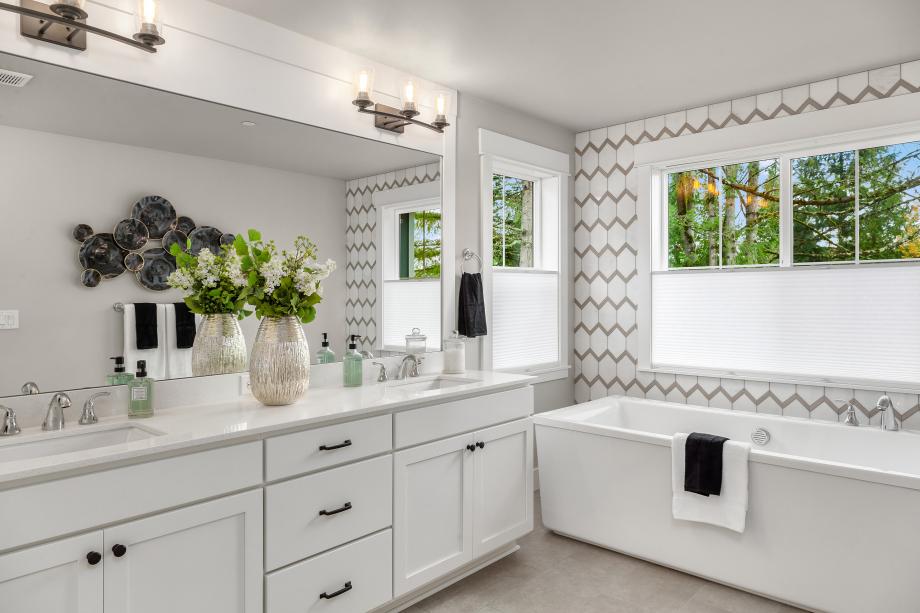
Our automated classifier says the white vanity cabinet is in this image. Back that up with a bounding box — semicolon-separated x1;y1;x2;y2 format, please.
0;490;262;613
393;418;534;597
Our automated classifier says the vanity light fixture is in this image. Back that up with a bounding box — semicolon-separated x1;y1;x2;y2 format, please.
0;0;166;53
351;68;450;134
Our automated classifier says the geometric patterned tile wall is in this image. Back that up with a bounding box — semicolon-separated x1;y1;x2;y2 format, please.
344;162;440;353
573;60;920;429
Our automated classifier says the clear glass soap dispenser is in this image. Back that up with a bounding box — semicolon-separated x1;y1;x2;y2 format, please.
343;334;364;387
316;332;336;364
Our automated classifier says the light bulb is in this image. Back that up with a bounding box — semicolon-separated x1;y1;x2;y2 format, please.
436;94;446;115
432;92;450;130
401;80;419;117
134;0;165;46
352;68;375;109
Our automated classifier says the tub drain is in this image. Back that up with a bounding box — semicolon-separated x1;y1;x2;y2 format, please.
751;427;771;446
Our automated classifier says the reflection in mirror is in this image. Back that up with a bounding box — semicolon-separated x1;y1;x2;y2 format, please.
0;52;442;399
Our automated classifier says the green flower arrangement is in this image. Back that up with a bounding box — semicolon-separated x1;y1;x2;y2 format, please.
234;229;336;324
167;242;250;317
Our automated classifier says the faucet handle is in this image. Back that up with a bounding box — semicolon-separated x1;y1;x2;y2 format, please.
80;392;110;425
842;402;860;427
0;406;20;436
371;362;388;383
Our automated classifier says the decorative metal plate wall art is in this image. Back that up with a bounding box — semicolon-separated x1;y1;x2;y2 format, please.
73;194;232;292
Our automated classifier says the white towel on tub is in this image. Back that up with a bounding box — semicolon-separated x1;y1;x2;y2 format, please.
672;432;750;533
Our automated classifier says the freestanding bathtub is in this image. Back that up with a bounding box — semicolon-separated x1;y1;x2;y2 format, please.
534;395;920;613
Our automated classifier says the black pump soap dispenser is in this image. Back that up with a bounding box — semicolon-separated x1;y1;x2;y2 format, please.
316;332;336;364
343;334;363;386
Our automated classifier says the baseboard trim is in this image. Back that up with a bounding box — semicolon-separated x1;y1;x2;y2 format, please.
374;544;520;612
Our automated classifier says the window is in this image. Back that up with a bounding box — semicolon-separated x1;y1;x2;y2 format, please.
398;209;441;279
667;159;779;268
640;112;920;389
479;129;569;378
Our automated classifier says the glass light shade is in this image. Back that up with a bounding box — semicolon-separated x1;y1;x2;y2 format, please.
401;80;419;117
352;68;375;109
50;0;87;19
134;0;165;46
433;91;450;129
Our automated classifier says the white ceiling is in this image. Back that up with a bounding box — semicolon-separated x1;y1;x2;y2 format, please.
0;53;438;180
209;0;920;132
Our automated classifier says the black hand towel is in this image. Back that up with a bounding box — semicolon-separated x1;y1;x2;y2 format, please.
174;303;197;349
458;272;487;338
134;303;159;350
684;432;729;497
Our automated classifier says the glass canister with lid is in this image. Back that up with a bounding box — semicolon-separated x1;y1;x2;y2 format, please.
405;328;427;355
443;331;466;374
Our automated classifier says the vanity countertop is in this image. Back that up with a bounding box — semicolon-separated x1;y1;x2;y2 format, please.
0;371;533;488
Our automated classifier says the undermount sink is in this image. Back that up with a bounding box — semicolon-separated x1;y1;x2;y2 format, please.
387;376;477;393
0;423;163;463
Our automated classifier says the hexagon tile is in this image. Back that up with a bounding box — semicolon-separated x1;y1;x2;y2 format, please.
572;59;920;429
345;163;440;352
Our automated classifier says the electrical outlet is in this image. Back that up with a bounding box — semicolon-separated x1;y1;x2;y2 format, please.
239;373;251;396
0;310;19;330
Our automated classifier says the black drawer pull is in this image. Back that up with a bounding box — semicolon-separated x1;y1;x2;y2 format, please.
319;581;352;599
476;441;485;449
86;551;102;566
319;439;352;451
319;502;352;516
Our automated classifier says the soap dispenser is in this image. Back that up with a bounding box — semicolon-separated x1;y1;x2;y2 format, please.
128;360;154;418
343;334;363;387
316;333;336;364
106;356;136;385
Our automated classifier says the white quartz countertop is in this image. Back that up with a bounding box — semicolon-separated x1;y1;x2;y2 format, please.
0;371;533;488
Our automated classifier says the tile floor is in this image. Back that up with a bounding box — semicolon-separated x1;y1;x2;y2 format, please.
404;494;806;613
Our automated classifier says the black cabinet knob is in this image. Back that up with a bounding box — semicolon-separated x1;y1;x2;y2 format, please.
476;441;485;449
466;444;476;452
86;551;102;566
112;544;127;558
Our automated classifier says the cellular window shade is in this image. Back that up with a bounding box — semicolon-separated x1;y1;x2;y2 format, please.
493;270;559;370
382;279;441;350
651;266;920;386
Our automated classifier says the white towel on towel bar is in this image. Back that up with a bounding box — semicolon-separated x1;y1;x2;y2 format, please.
122;303;167;381
672;432;750;533
164;304;198;379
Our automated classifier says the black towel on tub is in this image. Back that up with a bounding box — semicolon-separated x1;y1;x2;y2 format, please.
174;303;197;349
684;432;729;497
134;303;158;350
458;272;487;338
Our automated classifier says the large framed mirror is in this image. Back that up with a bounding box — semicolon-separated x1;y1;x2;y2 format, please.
0;52;443;399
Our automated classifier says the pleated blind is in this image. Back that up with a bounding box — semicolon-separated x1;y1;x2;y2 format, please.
382;279;441;350
651;265;920;385
492;270;560;370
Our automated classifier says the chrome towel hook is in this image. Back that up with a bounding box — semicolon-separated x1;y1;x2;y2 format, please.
461;248;482;273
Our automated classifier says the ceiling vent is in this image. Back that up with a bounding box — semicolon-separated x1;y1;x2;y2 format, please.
0;69;33;88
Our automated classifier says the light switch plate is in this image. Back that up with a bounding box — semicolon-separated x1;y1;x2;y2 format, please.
0;310;19;330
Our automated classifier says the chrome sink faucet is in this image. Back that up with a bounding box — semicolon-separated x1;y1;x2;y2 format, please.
42;393;72;431
396;355;423;380
877;395;900;431
0;406;20;436
80;392;110;425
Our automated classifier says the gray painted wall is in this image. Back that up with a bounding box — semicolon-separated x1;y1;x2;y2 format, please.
455;94;577;412
0;125;346;397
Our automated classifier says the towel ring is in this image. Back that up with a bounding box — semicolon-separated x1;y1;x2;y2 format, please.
461;249;482;273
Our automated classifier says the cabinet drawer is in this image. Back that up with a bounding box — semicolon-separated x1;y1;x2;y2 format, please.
266;529;392;613
265;414;392;481
265;455;392;571
395;386;533;448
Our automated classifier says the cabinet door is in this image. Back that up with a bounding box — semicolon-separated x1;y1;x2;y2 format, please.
393;431;475;596
103;490;262;613
473;419;534;557
0;531;103;613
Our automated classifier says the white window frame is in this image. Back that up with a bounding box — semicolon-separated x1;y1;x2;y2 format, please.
373;181;442;354
636;93;920;392
479;129;570;380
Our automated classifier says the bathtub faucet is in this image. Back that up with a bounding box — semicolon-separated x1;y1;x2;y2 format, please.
876;395;899;432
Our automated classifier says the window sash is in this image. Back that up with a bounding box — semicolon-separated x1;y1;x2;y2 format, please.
658;134;920;271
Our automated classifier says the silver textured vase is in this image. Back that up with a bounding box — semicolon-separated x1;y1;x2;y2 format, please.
249;316;311;406
191;314;248;377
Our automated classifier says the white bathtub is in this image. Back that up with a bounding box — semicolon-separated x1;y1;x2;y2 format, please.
534;396;920;613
